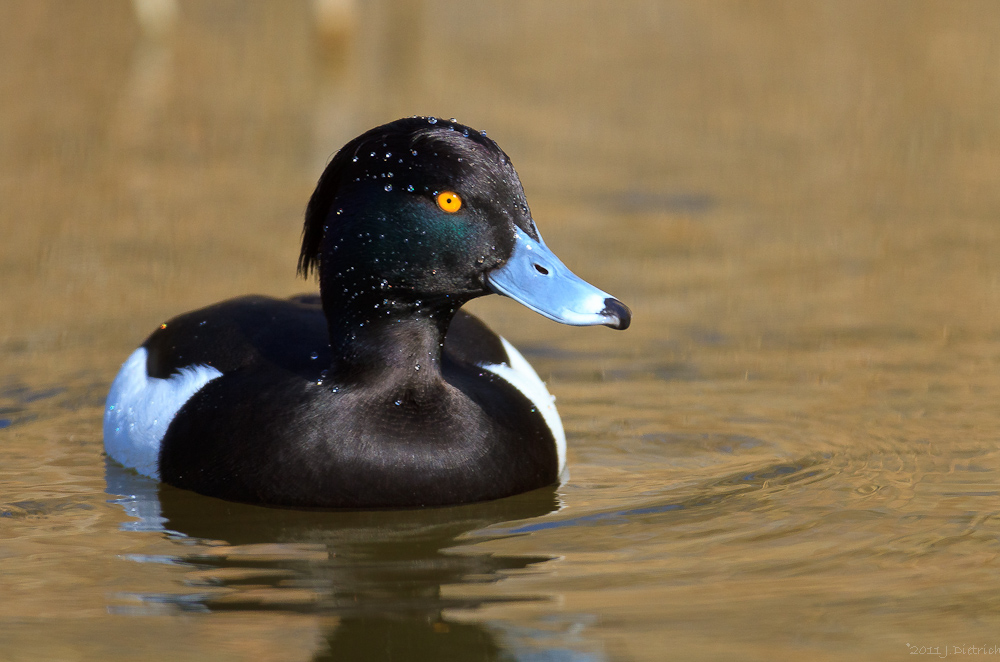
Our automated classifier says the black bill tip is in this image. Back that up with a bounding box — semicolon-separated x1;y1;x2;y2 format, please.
602;298;632;330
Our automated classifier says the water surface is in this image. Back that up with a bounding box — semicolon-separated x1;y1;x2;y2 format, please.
3;2;1000;660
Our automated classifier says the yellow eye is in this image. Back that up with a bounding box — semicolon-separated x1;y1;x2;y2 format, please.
436;191;462;213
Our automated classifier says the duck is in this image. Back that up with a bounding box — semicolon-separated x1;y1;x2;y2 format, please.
104;117;631;508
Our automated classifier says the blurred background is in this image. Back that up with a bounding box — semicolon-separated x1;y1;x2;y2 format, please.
3;1;1000;660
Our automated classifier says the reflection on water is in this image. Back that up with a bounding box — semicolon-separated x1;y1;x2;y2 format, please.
5;1;1000;660
105;462;601;661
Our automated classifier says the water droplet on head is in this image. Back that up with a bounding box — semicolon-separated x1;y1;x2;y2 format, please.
411;149;418;156
449;118;457;122
385;152;391;158
394;399;402;406
385;184;392;192
427;117;437;124
352;156;358;162
370;151;376;157
480;130;487;136
310;351;319;360
406;184;415;192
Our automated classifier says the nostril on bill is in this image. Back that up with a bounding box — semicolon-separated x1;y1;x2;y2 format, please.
533;263;549;275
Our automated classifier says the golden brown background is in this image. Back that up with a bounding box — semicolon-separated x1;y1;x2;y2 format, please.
3;1;1000;660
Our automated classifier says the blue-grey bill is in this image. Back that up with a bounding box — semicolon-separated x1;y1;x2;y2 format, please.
486;226;631;330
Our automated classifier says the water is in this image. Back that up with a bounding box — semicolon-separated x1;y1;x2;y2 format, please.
3;2;1000;660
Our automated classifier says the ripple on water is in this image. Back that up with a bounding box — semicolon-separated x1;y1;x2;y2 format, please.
0;498;96;519
485;454;836;536
638;432;772;458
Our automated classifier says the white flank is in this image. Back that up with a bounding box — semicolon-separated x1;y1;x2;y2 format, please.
480;337;567;473
103;347;222;480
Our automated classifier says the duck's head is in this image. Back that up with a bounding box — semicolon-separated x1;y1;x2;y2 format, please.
299;117;631;332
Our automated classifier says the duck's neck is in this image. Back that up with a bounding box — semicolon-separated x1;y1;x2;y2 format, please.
322;293;465;388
